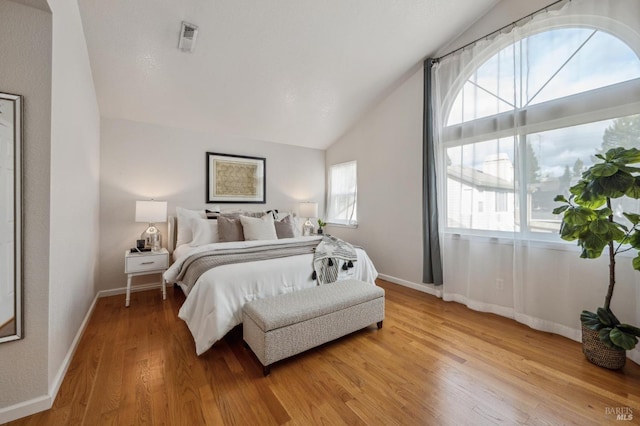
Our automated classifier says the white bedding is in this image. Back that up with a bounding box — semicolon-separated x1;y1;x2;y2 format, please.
164;236;378;355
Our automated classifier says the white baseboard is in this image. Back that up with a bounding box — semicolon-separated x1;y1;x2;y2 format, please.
377;273;443;297
0;395;52;425
48;293;99;398
0;293;99;424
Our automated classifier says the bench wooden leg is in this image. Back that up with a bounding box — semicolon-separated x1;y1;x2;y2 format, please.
377;321;383;329
263;365;271;376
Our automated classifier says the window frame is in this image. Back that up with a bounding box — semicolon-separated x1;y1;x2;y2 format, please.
440;24;640;241
326;160;358;227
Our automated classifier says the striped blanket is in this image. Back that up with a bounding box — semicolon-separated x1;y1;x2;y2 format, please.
312;235;358;284
175;236;358;291
175;239;319;292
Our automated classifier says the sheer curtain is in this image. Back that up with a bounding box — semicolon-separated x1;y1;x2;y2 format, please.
431;0;640;363
326;161;358;226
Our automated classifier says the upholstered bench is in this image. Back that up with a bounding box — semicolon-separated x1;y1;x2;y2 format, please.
242;279;385;375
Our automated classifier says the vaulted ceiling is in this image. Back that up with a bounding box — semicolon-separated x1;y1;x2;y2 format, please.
78;0;498;149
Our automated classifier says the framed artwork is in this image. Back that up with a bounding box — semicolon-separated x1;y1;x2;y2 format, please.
206;152;266;203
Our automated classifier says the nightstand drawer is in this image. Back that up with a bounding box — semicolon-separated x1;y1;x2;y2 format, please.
125;252;169;273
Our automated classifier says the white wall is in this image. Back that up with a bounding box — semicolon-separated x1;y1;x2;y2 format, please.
326;66;424;285
99;118;325;292
0;0;100;422
48;0;101;395
0;0;52;414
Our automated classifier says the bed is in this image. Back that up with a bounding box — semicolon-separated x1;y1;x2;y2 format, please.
163;208;378;355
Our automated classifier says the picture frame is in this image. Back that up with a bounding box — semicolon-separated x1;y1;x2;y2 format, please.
0;92;23;344
206;152;266;204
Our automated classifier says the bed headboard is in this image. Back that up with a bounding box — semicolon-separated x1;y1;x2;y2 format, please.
168;215;177;254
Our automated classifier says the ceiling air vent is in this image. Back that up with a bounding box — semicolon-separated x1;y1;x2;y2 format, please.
178;21;198;53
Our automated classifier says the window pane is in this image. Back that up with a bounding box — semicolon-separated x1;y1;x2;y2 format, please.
528;114;640;233
446;138;516;231
526;30;640;106
327;161;357;225
446;29;640;126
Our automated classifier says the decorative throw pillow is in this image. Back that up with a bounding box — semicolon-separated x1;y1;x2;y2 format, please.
239;214;278;240
176;207;206;247
205;209;220;220
218;216;245;242
190;218;220;246
276;212;301;237
274;214;296;239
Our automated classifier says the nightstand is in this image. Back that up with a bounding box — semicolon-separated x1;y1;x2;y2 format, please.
124;248;169;307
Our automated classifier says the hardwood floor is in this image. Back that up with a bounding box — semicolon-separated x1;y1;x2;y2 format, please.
8;279;640;425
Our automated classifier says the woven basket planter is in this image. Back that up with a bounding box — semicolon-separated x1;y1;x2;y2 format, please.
581;325;626;370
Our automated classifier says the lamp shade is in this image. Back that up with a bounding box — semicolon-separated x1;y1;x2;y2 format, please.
298;202;318;219
135;200;167;223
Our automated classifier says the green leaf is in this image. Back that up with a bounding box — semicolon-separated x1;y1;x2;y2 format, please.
596;208;613;218
596;173;635;198
597;307;615;326
612;147;640;164
607;223;626;242
580;310;597;321
589;162;619;177
564;207;594;226
559;222;581;241
604;146;626;161
610;328;638;350
580;310;602;330
624;212;640;225
625;177;640;199
553;205;569;215
633;255;640;271
617;165;640;174
618;324;640;337
554;194;568;203
588;219;609;235
599;327;619;349
581;233;607;258
608;309;621;326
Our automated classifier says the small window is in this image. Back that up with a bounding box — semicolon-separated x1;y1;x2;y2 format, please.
326;161;357;226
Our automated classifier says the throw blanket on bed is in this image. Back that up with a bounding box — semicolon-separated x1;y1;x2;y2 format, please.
313;235;357;284
176;239;320;292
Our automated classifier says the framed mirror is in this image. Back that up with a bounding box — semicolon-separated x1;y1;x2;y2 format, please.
0;92;22;343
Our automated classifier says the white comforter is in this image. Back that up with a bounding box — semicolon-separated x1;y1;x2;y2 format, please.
164;237;378;355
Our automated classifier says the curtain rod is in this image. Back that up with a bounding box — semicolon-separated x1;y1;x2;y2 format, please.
434;0;569;62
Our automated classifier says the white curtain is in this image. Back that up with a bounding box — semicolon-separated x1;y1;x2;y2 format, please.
432;0;640;363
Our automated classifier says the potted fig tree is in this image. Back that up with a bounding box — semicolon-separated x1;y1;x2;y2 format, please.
554;147;640;369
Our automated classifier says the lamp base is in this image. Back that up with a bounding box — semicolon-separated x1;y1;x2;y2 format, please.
302;219;314;236
141;224;162;252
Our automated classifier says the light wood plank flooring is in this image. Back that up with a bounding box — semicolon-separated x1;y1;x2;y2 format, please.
8;279;640;425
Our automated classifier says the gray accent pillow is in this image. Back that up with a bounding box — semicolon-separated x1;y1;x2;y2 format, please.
218;216;244;242
275;215;296;239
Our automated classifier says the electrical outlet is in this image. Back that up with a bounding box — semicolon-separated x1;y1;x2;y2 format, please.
496;278;504;290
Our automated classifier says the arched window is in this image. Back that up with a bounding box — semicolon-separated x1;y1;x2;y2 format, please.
440;26;640;236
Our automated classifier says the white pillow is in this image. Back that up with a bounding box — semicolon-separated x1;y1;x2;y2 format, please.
190;217;220;246
176;207;206;247
239;214;278;241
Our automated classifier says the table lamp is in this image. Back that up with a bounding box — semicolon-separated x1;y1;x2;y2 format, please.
298;202;318;236
135;200;167;252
